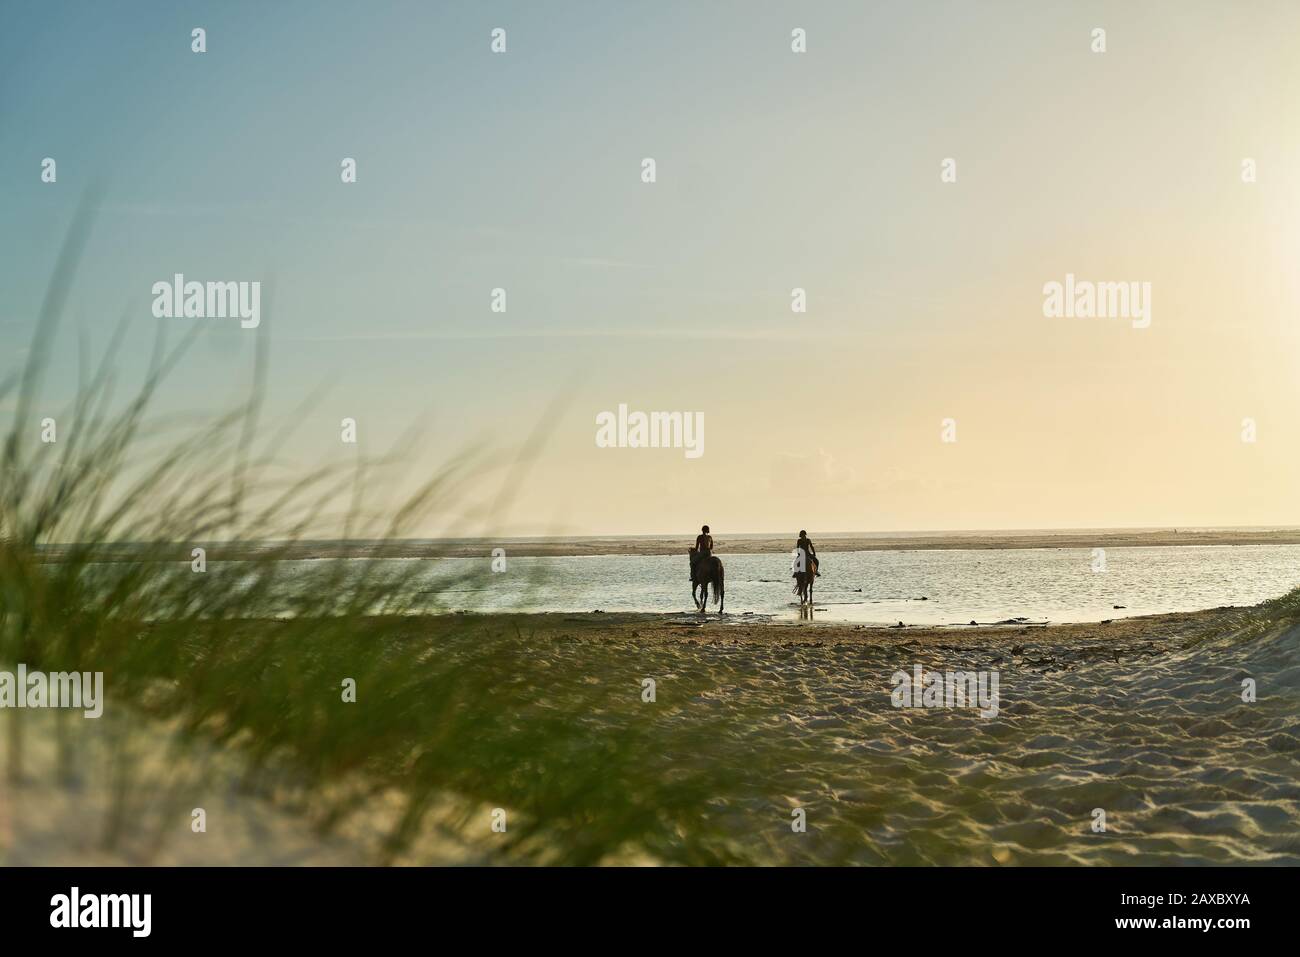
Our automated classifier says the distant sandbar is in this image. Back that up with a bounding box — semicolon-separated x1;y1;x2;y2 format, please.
40;527;1300;562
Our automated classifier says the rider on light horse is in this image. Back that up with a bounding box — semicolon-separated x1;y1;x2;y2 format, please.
794;530;819;577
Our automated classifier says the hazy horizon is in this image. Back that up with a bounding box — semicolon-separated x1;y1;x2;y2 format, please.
40;523;1300;547
270;522;1300;541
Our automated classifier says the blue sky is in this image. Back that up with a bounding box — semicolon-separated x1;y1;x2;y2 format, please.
3;1;1298;535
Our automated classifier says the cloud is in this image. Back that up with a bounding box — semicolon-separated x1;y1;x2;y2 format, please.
279;326;841;344
770;448;860;494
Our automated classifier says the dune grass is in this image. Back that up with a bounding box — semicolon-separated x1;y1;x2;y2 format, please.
0;195;740;865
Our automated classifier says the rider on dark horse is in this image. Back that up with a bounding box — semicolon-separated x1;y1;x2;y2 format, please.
689;525;725;612
691;525;713;580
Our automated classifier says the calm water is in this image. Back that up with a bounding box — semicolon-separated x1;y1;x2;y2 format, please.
285;544;1300;624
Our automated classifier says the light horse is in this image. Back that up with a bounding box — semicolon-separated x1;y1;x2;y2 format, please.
688;547;725;614
794;552;819;607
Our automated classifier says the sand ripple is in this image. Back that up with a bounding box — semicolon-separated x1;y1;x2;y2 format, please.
585;616;1300;864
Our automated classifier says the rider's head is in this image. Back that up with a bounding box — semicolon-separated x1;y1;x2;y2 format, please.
702;525;710;533
799;529;807;537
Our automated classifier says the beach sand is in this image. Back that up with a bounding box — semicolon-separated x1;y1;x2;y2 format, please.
3;602;1296;865
506;604;1299;864
489;604;1243;649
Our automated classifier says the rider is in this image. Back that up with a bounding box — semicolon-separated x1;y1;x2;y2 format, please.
692;525;713;579
795;529;819;576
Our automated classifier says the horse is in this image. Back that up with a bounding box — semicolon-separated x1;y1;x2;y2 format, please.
794;554;818;607
688;547;725;614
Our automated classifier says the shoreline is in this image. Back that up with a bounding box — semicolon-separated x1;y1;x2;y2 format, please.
419;604;1253;650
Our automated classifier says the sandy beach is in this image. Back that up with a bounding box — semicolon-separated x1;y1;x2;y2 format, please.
5;598;1296;866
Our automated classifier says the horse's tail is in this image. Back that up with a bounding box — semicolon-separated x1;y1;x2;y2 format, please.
714;561;725;607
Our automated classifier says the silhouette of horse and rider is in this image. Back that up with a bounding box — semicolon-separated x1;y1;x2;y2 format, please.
688;525;725;613
688;525;821;615
791;529;819;606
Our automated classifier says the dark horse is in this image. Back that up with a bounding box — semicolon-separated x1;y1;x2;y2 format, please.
688;547;725;614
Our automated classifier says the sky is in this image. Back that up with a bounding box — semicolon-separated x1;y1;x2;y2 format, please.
2;0;1298;538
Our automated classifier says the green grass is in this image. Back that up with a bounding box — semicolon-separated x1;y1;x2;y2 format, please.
0;195;739;865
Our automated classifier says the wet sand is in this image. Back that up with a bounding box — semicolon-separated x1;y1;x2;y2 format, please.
493;604;1246;655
